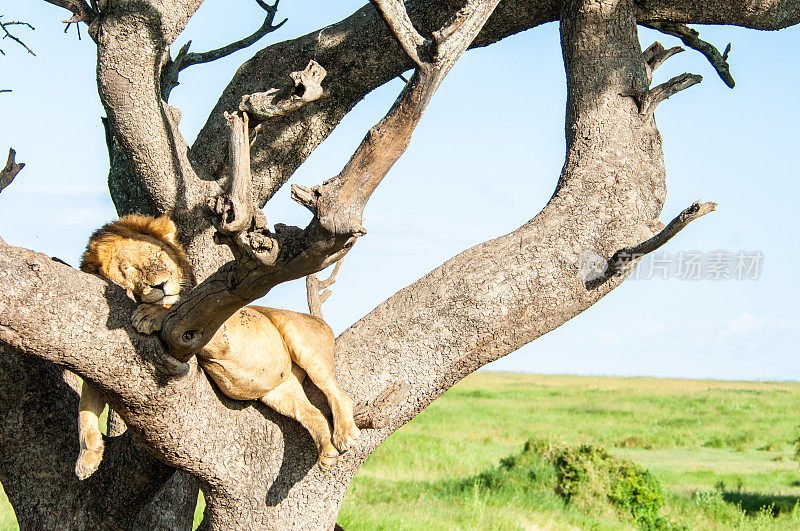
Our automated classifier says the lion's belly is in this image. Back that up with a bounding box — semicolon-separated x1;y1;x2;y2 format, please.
197;307;292;401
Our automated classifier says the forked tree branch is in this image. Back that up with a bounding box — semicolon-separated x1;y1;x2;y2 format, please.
0;17;36;56
643;21;735;88
160;0;286;100
0;148;24;194
638;72;703;117
160;0;502;359
306;257;345;319
603;201;717;279
642;41;684;83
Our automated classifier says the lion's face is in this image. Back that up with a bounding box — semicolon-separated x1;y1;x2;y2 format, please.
81;214;196;306
107;238;188;305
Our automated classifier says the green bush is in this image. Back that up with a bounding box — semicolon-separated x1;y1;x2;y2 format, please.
551;443;669;530
461;438;673;530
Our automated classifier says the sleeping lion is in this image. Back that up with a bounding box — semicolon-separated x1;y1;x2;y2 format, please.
75;214;360;479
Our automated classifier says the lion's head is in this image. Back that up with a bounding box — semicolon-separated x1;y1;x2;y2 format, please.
80;214;196;305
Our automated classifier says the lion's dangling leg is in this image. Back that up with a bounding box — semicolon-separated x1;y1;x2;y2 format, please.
76;382;106;480
260;365;339;470
288;340;361;453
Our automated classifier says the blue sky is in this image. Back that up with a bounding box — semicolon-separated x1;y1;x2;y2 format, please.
1;2;798;380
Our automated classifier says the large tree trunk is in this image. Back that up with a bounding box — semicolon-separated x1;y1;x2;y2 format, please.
0;0;797;528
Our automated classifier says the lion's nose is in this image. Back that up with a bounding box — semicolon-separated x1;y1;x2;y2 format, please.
153;281;167;291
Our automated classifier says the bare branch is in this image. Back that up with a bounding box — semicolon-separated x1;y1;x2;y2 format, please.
239;60;326;121
0;17;36;56
207;111;254;235
605;201;717;278
0;148;24;194
643;21;735;88
306;257;345;319
160;0;286;100
642;41;683;84
370;0;429;68
637;72;703;117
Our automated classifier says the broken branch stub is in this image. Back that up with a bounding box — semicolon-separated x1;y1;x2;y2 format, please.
239;60;326;121
642;41;684;83
208;111;254;235
0;148;24;194
638;72;703;117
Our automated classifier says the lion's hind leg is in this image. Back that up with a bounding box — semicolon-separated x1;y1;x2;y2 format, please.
281;322;361;453
76;381;106;480
260;366;339;470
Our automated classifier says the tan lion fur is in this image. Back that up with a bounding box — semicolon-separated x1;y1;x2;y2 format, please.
75;215;359;479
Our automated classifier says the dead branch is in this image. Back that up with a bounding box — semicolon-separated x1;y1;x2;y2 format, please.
0;148;24;194
306;257;345;319
207;112;254;235
161;0;502;359
0;17;36;56
605;201;717;278
642;41;683;84
643;21;735;88
239;60;326;121
370;0;429;68
160;0;286;101
638;72;703;117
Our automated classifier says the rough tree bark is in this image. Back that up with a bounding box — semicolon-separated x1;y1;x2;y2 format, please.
0;0;797;529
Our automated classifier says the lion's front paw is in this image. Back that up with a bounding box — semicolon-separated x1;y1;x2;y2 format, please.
75;430;104;480
332;420;361;454
132;304;169;335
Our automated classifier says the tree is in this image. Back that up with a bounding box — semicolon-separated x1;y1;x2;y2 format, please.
0;0;797;528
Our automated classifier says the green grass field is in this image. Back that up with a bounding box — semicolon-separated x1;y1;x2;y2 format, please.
2;372;800;529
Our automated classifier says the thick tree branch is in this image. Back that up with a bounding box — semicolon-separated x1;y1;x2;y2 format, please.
160;0;286;100
0;148;24;194
643;21;735;88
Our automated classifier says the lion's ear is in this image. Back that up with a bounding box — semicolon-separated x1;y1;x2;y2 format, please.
151;215;178;244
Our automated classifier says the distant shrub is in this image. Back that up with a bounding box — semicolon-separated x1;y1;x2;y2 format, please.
465;438;673;530
551;443;669;530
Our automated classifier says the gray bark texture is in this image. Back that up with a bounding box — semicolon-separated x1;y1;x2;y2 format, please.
0;0;797;529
